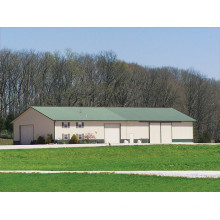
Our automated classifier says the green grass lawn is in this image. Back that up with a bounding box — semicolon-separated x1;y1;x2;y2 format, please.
0;173;219;192
0;145;219;171
0;138;13;145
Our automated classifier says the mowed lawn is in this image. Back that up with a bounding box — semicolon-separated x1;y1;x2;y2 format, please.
0;173;219;192
0;145;219;170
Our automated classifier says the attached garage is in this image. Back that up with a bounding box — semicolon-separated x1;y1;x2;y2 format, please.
12;106;195;145
12;107;54;145
20;125;34;145
150;122;172;144
104;123;120;144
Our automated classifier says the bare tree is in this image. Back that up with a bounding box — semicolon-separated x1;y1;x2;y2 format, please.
0;48;219;141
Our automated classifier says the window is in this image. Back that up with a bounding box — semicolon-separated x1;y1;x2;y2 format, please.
62;122;70;128
76;122;84;128
62;134;70;140
76;134;84;140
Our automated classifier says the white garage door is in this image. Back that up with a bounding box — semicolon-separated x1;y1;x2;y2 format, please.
161;123;172;143
105;123;120;144
20;125;34;145
150;123;160;144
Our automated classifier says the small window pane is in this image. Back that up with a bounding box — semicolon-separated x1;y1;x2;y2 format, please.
77;133;84;140
77;122;84;128
63;134;70;140
63;122;69;128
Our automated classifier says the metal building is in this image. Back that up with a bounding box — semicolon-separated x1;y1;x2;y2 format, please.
12;107;195;145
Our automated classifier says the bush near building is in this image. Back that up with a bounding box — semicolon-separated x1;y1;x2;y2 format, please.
69;134;79;144
45;136;52;144
36;136;45;144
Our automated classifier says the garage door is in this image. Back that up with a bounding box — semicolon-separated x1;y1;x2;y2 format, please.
20;125;34;145
104;123;120;144
161;123;172;143
150;123;160;143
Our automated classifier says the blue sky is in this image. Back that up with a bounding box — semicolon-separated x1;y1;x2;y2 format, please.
0;27;220;80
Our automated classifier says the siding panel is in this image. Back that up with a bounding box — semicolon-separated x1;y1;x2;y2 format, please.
13;108;54;142
172;122;193;140
150;123;161;143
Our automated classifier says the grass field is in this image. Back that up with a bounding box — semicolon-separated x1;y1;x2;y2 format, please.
0;145;219;171
0;138;13;145
0;173;219;192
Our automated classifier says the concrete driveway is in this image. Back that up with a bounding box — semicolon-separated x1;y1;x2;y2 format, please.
0;143;220;150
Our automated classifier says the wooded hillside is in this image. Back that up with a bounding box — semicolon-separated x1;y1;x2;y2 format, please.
0;49;219;141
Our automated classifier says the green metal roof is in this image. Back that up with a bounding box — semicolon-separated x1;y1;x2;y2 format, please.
31;106;196;122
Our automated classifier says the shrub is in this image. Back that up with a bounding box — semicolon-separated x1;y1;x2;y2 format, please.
194;129;211;143
82;141;87;144
0;129;12;138
45;135;52;144
37;136;45;144
69;134;79;144
201;131;211;143
84;133;96;143
84;133;96;140
30;140;37;145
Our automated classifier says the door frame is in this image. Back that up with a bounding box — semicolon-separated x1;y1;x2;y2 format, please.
19;124;34;144
104;123;121;144
149;122;161;144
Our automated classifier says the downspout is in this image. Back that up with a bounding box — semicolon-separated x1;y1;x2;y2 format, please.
160;122;162;143
54;120;56;142
126;121;127;140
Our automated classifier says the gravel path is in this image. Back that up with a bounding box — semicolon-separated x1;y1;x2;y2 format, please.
0;170;220;178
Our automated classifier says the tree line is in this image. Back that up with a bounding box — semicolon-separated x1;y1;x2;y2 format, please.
0;49;219;142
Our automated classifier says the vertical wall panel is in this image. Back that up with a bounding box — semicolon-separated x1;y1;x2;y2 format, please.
150;123;161;143
161;123;172;143
172;122;193;140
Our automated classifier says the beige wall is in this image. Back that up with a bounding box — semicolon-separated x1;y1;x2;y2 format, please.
13;108;54;142
55;121;104;140
172;122;193;140
150;123;161;143
150;122;192;144
161;123;172;143
55;121;149;140
56;121;194;141
124;122;149;140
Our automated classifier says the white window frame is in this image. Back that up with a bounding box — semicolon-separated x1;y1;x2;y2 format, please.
62;122;70;128
76;122;84;128
62;133;70;140
76;133;84;140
